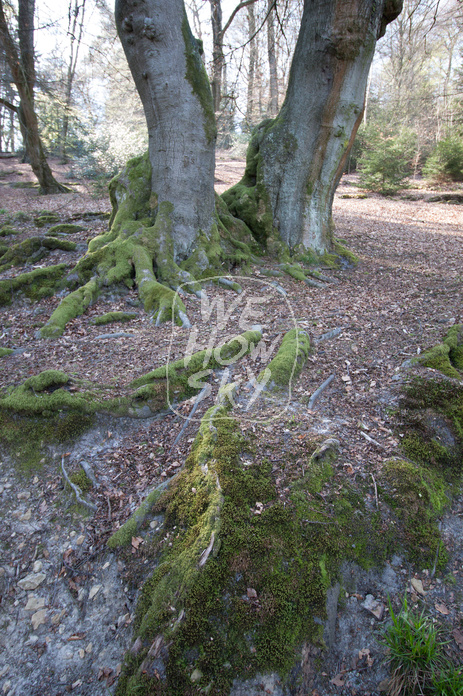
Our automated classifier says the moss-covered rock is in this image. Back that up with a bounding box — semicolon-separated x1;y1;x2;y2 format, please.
0;225;18;237
413;324;463;379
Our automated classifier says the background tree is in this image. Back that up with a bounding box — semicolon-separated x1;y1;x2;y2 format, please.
0;0;68;191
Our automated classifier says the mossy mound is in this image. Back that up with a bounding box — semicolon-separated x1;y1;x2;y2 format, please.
0;264;67;306
381;458;449;569
399;368;463;471
0;225;18;237
34;213;60;228
91;311;137;326
0;236;76;271
46;223;85;236
0;347;14;357
111;404;388;695
413;324;463;379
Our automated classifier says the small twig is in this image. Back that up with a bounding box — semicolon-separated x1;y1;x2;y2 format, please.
360;431;385;450
370;473;379;509
61;456;97;511
307;374;335;409
106;494;112;522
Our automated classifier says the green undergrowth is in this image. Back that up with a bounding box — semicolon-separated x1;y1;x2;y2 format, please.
112;408;391;695
0;264;67;306
0;410;94;473
381;595;463;696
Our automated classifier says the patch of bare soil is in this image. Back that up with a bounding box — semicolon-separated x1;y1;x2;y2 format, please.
0;154;462;695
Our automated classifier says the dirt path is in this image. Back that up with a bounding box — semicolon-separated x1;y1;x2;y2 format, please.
0;156;462;695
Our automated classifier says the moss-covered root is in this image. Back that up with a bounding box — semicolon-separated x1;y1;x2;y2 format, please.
258;328;310;391
40;278;99;338
91;311;137;326
0;369;93;415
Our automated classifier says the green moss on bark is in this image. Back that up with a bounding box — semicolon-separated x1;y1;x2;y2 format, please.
259;328;310;389
0;236;76;271
91;311;137;326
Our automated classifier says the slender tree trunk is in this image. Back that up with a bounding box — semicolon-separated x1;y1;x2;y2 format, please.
246;4;257;129
60;0;86;163
224;0;403;254
209;0;224;114
266;0;278;117
0;0;68;192
115;0;216;258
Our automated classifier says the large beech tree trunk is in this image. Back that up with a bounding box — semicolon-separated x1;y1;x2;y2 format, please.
224;0;403;254
0;0;68;193
115;0;216;258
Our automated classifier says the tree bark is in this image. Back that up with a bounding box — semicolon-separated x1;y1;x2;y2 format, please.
209;0;224;114
246;4;257;128
224;0;403;254
60;0;86;163
115;0;217;258
266;0;278;117
0;0;69;193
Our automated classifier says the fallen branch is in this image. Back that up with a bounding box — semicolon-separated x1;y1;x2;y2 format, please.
360;431;385;450
313;327;343;344
307;374;335;409
61;456;97;511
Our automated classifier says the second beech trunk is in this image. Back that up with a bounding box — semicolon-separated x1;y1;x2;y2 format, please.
224;0;402;255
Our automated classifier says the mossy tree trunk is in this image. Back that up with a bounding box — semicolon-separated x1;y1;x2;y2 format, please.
224;0;403;255
115;0;217;258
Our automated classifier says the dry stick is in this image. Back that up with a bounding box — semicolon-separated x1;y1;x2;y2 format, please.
307;374;335;410
370;473;379;509
360;431;386;450
61;456;97;511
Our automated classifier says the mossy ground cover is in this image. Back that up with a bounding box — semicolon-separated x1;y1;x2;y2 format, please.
111;404;393;696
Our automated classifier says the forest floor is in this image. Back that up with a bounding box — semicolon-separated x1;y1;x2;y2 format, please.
0;153;462;696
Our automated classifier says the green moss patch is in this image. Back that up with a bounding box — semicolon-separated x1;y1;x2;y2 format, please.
0;369;93;416
0;236;76;271
0;347;14;357
112;404;389;695
0;225;18;237
0;411;94;473
414;325;463;378
381;459;448;569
